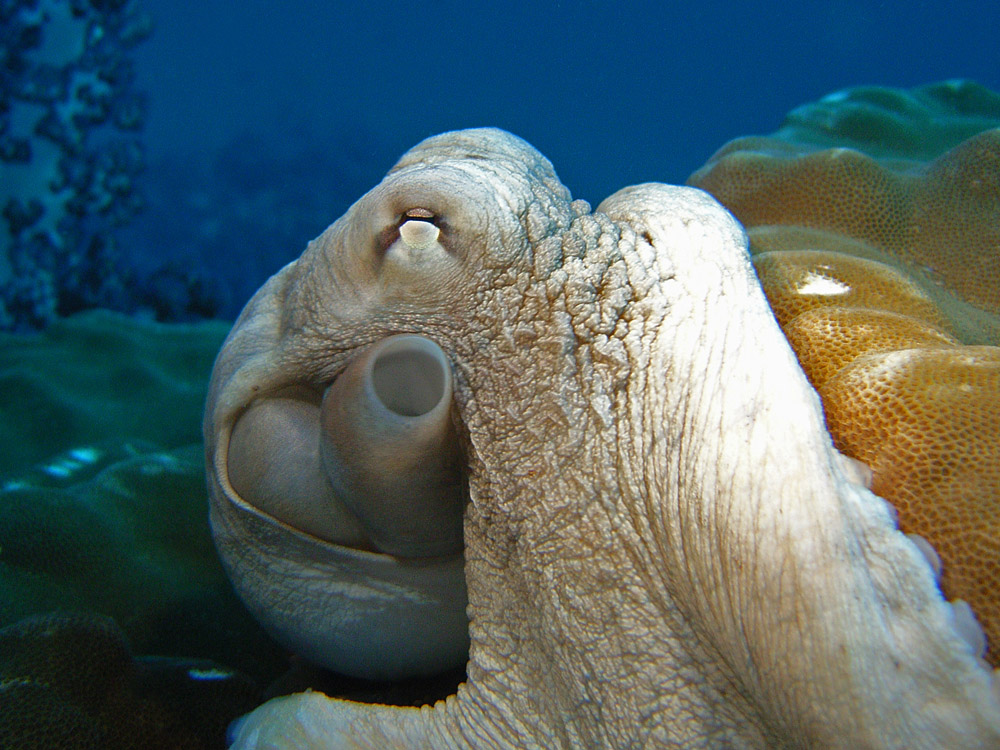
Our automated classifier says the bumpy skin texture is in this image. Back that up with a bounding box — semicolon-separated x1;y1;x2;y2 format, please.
208;128;1000;748
688;81;1000;665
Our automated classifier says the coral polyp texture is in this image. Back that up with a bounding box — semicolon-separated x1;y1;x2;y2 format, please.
0;0;150;331
688;79;1000;665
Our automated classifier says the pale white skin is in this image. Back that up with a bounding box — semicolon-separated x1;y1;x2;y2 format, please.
206;128;1000;748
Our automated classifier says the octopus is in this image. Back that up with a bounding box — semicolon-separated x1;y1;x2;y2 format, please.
205;83;1000;748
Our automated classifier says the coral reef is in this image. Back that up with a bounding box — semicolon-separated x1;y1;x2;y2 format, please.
0;611;259;749
0;0;152;331
688;79;1000;664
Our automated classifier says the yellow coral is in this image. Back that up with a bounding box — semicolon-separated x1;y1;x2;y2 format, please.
689;81;1000;665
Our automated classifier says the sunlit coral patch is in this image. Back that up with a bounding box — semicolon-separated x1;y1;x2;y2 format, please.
688;80;1000;665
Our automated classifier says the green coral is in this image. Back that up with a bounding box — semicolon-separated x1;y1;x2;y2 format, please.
0;310;286;681
0;310;229;475
772;79;1000;160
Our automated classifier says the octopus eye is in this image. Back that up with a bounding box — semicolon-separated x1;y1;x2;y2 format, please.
404;207;436;221
400;208;444;246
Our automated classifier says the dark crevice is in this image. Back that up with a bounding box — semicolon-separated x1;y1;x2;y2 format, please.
264;658;466;707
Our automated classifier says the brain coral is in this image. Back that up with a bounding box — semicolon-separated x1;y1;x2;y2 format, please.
688;79;1000;665
0;612;258;750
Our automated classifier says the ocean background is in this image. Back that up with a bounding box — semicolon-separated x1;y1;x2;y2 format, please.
125;0;1000;318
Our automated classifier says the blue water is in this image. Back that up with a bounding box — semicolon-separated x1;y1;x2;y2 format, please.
137;0;1000;200
118;0;999;316
4;1;997;326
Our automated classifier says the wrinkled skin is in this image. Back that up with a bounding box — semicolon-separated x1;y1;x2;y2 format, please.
206;129;1000;748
